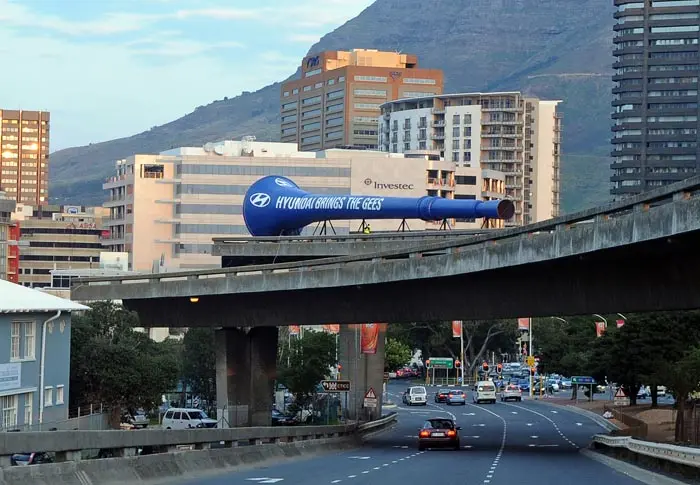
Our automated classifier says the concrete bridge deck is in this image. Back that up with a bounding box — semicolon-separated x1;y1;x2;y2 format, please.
72;176;700;326
214;229;495;266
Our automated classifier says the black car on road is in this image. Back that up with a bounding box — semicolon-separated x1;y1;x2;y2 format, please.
418;418;461;451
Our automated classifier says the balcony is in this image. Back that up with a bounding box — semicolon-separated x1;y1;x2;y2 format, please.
432;120;445;128
431;133;445;140
431;108;445;115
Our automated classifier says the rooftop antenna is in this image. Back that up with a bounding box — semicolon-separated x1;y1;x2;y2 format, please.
241;135;256;156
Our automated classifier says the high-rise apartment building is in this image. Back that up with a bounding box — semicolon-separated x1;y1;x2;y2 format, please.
280;49;443;151
0;191;16;280
0;110;50;205
612;0;700;196
380;92;562;226
103;139;505;271
12;205;108;288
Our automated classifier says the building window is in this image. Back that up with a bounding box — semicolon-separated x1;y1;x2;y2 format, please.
403;78;437;85
452;127;460;137
452;152;459;162
10;322;20;360
23;322;35;360
354;89;387;97
56;385;64;405
24;393;32;425
0;395;17;429
465;139;472;149
44;387;53;407
419;142;427;150
392;144;398;153
464;114;472;124
464;152;472;162
456;175;477;185
453;114;460;124
354;75;388;83
453;140;460;150
283;91;290;97
464;127;472;137
404;143;410;151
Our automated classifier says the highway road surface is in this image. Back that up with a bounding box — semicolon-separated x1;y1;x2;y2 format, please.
182;382;675;485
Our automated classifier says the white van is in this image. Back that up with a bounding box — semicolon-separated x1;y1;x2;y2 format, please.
162;408;217;429
403;386;428;406
472;381;497;404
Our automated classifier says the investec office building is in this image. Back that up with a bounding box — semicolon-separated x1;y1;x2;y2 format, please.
103;140;505;271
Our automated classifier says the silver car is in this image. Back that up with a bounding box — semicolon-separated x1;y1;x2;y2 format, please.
500;384;522;402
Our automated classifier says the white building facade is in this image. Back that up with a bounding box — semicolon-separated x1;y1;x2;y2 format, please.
379;92;562;226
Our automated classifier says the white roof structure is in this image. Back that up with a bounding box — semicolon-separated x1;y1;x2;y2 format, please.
0;279;89;313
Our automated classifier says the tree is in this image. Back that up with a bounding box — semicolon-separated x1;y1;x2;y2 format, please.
277;330;336;408
656;348;700;442
69;301;180;428
181;328;216;412
384;338;412;372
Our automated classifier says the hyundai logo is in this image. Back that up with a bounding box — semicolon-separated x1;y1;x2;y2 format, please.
364;178;373;186
275;178;294;187
249;193;271;208
306;56;320;69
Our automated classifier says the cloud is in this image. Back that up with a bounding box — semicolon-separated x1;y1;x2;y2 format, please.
0;0;378;150
287;33;323;44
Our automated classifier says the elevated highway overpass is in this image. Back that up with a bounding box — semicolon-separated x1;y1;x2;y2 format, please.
73;175;700;326
214;229;496;266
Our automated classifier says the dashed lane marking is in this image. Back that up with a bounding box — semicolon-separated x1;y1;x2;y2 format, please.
466;403;507;485
530;436;539;439
499;402;578;448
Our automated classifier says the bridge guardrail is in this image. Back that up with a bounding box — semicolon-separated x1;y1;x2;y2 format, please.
592;434;700;468
357;412;397;433
212;229;495;245
0;423;355;465
74;175;700;286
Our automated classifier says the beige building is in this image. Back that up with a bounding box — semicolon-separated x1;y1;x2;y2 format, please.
103;139;506;271
281;49;443;151
12;205;108;288
0;110;50;206
380;92;562;226
0;191;16;280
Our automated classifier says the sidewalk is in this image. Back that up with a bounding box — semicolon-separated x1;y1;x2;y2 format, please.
542;396;677;442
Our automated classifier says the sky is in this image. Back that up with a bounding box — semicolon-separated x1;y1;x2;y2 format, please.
0;0;375;151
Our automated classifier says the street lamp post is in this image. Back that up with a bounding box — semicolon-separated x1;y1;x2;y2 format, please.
528;317;533;398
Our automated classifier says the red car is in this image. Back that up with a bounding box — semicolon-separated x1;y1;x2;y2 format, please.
418;418;461;451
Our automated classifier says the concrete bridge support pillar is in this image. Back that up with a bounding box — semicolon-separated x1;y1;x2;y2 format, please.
215;327;278;428
338;324;385;422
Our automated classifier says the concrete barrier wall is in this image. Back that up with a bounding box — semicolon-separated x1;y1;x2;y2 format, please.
0;424;353;457
0;437;360;485
0;413;398;485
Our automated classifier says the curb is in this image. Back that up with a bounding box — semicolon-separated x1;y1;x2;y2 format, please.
527;399;619;431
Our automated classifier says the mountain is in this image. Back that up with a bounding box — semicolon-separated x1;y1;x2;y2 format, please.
49;0;615;212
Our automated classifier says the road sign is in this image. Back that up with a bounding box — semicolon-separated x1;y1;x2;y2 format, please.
428;357;454;369
364;387;378;408
526;356;536;367
321;380;351;392
571;376;596;385
613;387;630;406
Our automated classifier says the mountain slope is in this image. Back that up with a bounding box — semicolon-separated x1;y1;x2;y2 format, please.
49;0;614;211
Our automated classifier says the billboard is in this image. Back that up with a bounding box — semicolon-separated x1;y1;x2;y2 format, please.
517;318;530;331
322;324;340;334
99;252;129;271
0;363;21;392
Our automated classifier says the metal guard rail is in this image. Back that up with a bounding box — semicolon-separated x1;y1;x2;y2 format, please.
592;434;700;468
76;175;700;285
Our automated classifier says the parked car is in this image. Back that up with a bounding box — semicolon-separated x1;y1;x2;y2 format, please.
162;408;217;429
418;418;461;451
271;409;296;426
121;409;149;429
11;452;53;466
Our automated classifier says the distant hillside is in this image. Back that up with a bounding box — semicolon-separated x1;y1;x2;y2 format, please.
49;0;614;212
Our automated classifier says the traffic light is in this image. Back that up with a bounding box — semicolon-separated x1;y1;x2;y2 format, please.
530;368;536;377
425;359;431;368
455;360;461;369
482;361;489;372
337;364;342;371
497;363;503;374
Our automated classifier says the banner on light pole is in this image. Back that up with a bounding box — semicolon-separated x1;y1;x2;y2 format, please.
452;321;462;338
